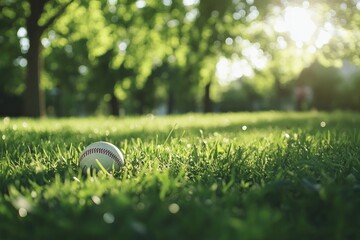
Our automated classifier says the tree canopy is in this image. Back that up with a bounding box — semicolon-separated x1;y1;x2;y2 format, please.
0;0;359;116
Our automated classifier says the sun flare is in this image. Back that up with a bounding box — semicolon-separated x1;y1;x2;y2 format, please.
273;5;335;50
285;7;316;43
216;5;336;85
275;7;316;46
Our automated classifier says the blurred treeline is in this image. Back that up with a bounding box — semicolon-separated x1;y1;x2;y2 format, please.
219;61;360;112
0;0;359;117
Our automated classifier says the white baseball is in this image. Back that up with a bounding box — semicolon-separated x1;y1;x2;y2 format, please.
79;141;124;172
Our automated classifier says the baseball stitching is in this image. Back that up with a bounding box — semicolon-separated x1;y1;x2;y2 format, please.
79;147;122;167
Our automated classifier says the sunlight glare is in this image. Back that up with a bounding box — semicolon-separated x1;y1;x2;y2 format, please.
285;7;315;44
315;29;332;48
216;57;243;85
183;0;199;6
135;0;146;8
273;6;335;50
315;22;334;48
275;7;316;46
216;57;255;85
216;41;269;85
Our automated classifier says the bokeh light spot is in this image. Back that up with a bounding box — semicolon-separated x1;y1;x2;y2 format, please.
18;208;28;217
168;203;180;214
91;195;101;205
103;212;115;224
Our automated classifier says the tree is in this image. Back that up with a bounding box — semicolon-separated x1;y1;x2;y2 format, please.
24;0;75;117
0;3;25;116
2;0;359;116
80;0;170;115
177;0;273;112
228;0;360;111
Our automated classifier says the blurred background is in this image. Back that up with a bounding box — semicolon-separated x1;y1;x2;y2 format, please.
1;0;359;117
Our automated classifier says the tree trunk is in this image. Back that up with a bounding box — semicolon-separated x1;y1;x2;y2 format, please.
203;81;212;113
167;89;174;114
109;93;120;116
25;30;45;117
24;1;46;117
24;0;74;117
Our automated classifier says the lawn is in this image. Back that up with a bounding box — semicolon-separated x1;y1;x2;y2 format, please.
0;111;359;240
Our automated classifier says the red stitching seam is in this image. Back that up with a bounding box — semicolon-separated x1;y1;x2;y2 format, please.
79;147;122;167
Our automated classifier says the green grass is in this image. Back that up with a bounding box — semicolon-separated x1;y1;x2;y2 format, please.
0;111;360;240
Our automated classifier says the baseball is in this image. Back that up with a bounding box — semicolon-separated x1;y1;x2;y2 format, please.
79;141;124;172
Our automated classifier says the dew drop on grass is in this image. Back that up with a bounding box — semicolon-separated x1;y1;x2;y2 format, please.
103;212;115;224
284;133;290;139
73;176;81;183
168;203;180;214
210;183;218;191
91;195;101;205
3;117;10;125
18;208;27;217
31;191;37;198
242;125;247;131
320;121;326;127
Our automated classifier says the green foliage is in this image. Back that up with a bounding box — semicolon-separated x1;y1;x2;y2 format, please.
338;71;360;110
218;80;263;112
0;1;27;90
1;0;360;116
314;0;360;65
0;112;360;239
297;61;360;111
